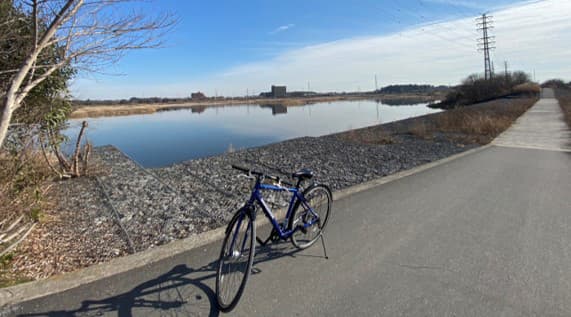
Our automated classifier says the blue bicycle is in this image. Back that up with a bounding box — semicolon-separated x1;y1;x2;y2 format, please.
216;165;333;312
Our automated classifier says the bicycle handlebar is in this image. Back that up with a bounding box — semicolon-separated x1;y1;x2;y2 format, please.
231;164;294;187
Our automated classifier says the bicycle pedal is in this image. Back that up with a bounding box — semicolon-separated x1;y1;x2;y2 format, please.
270;229;281;242
251;267;262;274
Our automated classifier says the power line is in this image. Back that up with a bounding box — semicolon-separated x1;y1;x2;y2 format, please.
390;0;478;43
477;13;496;80
372;2;483;53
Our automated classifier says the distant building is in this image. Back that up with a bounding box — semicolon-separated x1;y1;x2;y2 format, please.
271;85;287;98
191;92;207;100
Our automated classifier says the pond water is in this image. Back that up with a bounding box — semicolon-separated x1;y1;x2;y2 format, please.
64;100;440;167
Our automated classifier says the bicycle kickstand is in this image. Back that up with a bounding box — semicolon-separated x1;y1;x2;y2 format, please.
320;233;329;260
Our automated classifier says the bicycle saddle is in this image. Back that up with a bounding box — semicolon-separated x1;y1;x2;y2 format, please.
292;168;314;180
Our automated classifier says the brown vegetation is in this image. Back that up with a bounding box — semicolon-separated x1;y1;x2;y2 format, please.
409;122;432;140
0;146;53;287
1;123;98;286
438;72;537;109
555;88;571;128
343;127;394;145
339;97;537;146
431;98;536;144
512;83;541;95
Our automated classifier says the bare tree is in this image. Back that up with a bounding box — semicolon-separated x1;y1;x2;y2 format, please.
0;0;175;148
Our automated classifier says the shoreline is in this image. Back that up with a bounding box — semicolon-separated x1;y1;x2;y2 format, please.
69;93;441;119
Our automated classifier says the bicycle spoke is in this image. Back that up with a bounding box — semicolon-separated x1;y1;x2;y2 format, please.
217;212;255;310
291;185;332;249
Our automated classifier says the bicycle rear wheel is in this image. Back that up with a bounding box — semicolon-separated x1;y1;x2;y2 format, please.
216;209;256;312
290;184;332;249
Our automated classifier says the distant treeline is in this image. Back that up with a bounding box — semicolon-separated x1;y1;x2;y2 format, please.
435;71;540;109
541;79;571;89
377;84;450;94
73;85;449;106
73;96;212;106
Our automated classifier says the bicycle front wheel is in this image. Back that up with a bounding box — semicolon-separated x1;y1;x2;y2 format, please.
216;209;256;312
290;184;332;249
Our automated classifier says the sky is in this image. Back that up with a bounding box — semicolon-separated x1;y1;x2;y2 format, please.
71;0;571;99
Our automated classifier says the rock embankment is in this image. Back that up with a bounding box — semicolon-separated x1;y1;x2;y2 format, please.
84;134;474;251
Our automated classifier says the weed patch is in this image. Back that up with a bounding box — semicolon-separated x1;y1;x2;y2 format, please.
555;89;571;128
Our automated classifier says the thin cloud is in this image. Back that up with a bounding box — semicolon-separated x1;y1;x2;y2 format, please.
203;0;571;93
73;0;571;99
270;24;295;34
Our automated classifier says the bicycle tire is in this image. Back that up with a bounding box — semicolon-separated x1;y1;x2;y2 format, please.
216;208;256;312
289;184;332;249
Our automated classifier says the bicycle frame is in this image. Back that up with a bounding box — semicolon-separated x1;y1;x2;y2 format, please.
218;167;331;312
243;178;320;240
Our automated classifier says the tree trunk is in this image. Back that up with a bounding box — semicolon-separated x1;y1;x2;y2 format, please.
0;95;16;150
71;121;88;176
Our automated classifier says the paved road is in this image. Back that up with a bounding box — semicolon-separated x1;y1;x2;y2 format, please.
9;91;571;316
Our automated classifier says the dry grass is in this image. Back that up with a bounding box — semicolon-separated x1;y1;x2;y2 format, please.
555;88;571;128
338;97;537;146
342;127;395;145
513;83;541;95
431;98;537;144
0;151;52;224
0;147;54;287
409;122;433;140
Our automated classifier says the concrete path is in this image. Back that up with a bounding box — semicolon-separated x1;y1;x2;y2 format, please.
3;90;571;316
493;88;571;152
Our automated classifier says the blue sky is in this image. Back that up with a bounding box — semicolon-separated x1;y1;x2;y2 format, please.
72;0;570;99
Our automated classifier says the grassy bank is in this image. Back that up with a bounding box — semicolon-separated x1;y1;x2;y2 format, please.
70;93;439;119
555;88;571;128
0;149;52;287
339;97;537;145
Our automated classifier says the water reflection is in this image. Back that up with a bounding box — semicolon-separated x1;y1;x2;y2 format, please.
64;100;440;167
259;104;288;115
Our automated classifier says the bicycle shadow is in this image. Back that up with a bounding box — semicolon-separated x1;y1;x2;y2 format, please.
19;241;313;317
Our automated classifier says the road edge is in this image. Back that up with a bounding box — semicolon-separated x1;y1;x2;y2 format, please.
0;144;491;308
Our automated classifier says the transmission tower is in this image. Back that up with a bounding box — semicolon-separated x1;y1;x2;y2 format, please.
504;61;509;79
476;13;496;80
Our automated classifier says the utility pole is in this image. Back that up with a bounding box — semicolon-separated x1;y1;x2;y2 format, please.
307;81;311;92
476;13;496;80
375;74;378;92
